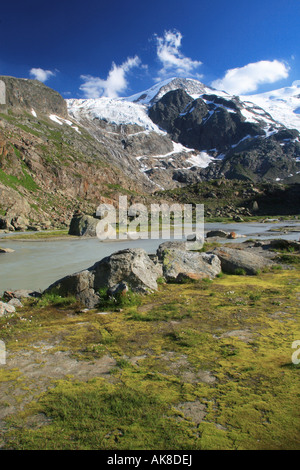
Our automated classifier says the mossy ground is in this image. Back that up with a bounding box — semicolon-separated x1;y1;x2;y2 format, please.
0;263;299;450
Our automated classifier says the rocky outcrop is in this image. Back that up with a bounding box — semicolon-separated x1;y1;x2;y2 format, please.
0;76;68;117
212;246;273;275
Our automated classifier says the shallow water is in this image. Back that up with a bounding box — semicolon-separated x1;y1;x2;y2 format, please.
0;221;299;292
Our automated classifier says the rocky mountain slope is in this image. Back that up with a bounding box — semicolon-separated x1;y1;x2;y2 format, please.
0;76;155;229
68;77;300;188
0;75;299;229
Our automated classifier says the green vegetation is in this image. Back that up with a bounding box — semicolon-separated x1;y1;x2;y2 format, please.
0;167;39;192
98;287;142;310
3;230;70;240
0;262;299;450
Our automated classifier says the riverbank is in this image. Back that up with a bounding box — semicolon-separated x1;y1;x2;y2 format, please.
1;220;300;294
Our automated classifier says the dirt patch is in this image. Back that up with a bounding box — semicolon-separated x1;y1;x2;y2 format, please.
176;400;207;425
160;352;216;384
219;329;254;343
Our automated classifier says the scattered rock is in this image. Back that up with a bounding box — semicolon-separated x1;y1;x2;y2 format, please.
219;329;254;343
3;289;40;301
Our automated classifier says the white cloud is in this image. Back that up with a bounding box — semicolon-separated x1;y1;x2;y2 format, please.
155;30;202;80
211;60;290;95
80;56;141;98
29;68;55;82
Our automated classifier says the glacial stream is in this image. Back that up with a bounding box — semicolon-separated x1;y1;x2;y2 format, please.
0;220;299;292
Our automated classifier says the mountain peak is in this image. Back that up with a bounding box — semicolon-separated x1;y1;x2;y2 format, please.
125;77;212;106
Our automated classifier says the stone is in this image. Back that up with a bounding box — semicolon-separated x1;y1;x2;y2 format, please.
206;230;229;238
45;248;163;308
4;289;40;300
93;248;163;293
157;243;221;281
0;301;16;316
212;246;273;275
8;298;23;308
11;216;29;231
228;231;237;239
46;270;98;309
68;213;99;237
0;247;15;253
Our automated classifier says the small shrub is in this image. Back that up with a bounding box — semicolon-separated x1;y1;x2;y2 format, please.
38;291;77;307
98;287;141;310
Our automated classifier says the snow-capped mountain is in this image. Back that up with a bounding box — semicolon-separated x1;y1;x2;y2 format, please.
67;77;300;188
243;81;300;133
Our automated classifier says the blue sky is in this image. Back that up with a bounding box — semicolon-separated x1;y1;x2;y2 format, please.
0;0;299;99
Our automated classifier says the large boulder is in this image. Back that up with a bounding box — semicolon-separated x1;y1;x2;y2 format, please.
92;248;163;293
45;248;163;308
68;213;99;237
157;242;221;281
212;246;273;275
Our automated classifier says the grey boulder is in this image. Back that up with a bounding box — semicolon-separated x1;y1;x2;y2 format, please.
68;213;99;237
212;246;273;275
45;248;163;308
157;242;221;281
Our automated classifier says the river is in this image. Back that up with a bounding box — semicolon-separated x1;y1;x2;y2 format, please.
0;220;299;292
